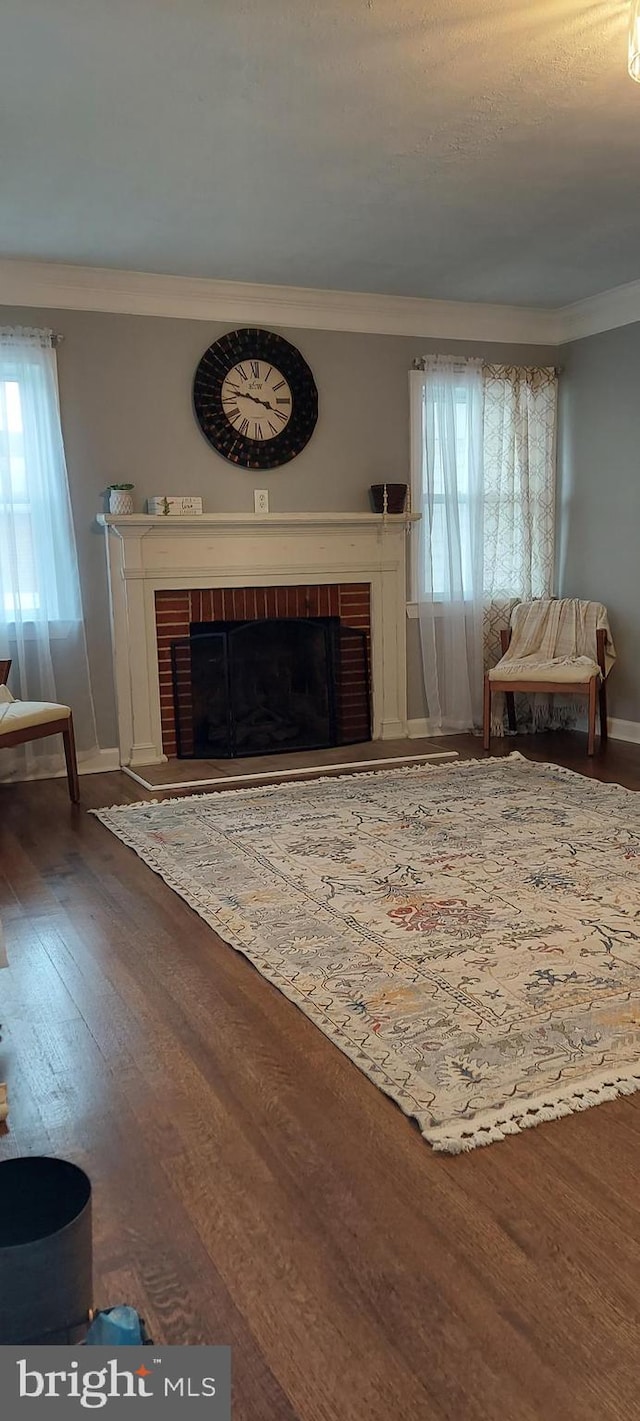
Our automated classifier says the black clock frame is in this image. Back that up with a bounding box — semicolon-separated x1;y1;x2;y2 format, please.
193;327;318;470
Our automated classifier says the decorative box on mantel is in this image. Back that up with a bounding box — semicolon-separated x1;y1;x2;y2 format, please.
97;512;418;768
147;496;203;516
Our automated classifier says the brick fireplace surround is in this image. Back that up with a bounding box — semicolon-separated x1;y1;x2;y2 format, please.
98;513;414;769
156;582;371;757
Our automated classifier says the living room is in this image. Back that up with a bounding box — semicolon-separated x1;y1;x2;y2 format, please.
1;4;639;1418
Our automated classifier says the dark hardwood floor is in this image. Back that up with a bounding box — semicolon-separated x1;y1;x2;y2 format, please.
1;732;640;1420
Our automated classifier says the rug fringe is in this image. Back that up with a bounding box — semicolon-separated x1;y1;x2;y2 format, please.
429;1069;640;1153
89;748;636;816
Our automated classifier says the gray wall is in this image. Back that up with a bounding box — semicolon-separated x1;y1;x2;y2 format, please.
558;322;640;724
0;304;558;745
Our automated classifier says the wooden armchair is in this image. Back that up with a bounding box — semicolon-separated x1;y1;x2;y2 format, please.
483;627;608;757
0;659;80;802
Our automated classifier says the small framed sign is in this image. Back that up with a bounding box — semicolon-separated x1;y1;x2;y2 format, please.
147;496;203;516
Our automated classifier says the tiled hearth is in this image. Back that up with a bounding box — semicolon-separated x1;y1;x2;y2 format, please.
98;513;413;767
155;582;371;756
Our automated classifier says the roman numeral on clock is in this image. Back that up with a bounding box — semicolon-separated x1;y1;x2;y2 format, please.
250;361;260;378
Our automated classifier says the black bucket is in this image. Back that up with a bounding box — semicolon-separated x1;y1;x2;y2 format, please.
0;1156;92;1344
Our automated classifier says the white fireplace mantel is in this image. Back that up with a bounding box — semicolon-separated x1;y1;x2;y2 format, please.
98;511;417;767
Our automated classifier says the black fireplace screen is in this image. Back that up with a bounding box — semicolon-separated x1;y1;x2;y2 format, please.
171;616;371;759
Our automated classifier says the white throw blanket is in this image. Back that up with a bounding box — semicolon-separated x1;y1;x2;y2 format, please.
491;598;616;733
498;598;615;677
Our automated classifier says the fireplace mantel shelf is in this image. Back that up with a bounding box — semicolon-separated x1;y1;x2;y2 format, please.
98;511;418;534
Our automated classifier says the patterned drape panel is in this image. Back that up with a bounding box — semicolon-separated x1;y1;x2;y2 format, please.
482;365;557;673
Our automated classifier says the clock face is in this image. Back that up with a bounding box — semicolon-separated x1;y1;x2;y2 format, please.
220;360;293;442
193;327;318;469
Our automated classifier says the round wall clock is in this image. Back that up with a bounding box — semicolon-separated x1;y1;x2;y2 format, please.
193;327;318;469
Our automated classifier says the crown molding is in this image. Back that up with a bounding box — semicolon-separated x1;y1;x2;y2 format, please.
2;256;640;346
0;258;562;345
557;277;640;344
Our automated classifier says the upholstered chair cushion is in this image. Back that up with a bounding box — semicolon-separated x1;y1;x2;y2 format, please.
0;700;71;736
488;659;600;684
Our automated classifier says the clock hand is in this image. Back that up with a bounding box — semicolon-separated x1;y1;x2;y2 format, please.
225;387;288;412
237;391;281;411
232;390;268;407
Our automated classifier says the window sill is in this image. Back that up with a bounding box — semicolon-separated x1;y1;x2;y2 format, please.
1;619;81;640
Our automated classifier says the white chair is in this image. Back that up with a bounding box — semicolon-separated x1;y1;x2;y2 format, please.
483;602;611;757
0;659;80;802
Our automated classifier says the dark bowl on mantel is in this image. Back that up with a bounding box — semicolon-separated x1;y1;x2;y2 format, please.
370;483;407;515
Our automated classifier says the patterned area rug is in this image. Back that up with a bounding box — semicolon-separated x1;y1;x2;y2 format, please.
93;754;640;1153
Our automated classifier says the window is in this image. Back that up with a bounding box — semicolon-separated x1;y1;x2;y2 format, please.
0;377;40;617
417;380;477;601
411;362;557;609
0;327;98;775
0;335;82;629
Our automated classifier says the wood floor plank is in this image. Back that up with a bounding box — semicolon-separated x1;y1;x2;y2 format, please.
1;734;639;1419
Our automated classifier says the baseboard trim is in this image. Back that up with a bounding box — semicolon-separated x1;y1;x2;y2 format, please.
79;748;121;774
407;718;468;738
409;716;640;745
608;718;640;744
0;747;121;786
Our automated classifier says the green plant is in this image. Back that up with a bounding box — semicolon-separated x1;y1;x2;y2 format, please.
107;482;134;491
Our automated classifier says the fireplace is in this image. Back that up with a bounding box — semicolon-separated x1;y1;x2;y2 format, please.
99;513;413;767
171;615;371;759
171;613;369;761
156;582;373;757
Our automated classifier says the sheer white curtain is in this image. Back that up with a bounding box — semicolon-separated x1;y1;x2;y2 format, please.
0;327;97;780
410;358;485;732
411;358;558;733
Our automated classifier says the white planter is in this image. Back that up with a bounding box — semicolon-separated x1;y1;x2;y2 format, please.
109;490;135;515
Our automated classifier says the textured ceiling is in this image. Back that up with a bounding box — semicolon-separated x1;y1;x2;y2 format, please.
0;0;638;306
